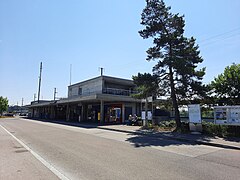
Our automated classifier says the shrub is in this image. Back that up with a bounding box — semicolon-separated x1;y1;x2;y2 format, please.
159;120;176;128
202;122;240;137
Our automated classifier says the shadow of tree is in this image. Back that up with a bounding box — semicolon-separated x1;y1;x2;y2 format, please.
126;129;240;150
23;117;240;150
24;117;122;129
125;132;198;148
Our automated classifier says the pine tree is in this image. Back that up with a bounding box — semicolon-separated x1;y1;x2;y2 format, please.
139;0;205;127
132;73;159;126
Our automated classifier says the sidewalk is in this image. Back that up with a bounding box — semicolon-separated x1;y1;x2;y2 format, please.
97;124;240;150
0;125;59;180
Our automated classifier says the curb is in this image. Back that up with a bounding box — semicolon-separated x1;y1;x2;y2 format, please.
97;127;240;151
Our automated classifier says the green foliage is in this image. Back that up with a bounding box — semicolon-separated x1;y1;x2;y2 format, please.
202;122;240;138
139;0;205;127
142;120;177;131
201;107;214;118
159;120;176;128
211;63;240;105
202;122;228;137
132;73;159;126
0;96;8;115
132;73;159;99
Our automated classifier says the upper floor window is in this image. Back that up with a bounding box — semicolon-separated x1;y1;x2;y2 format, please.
69;88;72;96
78;87;82;95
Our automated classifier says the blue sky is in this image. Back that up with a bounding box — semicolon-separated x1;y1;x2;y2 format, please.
0;0;240;105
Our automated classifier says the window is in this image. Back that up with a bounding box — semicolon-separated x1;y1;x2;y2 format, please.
78;87;82;95
69;88;72;96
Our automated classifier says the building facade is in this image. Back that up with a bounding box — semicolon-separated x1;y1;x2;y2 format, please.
29;76;141;123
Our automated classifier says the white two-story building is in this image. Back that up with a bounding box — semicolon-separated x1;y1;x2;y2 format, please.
29;75;141;124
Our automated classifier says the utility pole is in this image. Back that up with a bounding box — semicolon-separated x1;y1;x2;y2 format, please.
37;62;42;103
54;88;57;100
34;93;36;101
21;98;24;114
70;64;72;86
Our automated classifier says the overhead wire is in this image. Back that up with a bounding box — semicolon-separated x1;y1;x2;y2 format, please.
198;27;240;43
106;27;240;73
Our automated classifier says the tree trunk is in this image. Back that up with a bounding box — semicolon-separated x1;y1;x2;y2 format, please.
169;66;181;128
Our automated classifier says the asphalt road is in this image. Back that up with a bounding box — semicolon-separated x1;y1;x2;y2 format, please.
0;117;239;180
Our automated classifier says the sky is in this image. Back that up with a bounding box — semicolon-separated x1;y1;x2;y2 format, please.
0;0;240;106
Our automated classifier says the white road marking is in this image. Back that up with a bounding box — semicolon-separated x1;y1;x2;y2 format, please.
0;124;70;180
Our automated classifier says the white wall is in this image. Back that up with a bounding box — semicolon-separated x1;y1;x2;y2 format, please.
68;78;103;97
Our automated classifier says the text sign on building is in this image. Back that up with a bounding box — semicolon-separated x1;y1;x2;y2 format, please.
188;104;201;124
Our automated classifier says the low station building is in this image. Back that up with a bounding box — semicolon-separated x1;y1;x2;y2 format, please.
28;75;141;124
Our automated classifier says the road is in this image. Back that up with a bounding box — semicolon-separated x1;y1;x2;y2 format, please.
0;117;239;180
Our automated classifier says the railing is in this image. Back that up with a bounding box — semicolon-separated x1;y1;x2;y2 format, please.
67;88;138;98
102;88;138;96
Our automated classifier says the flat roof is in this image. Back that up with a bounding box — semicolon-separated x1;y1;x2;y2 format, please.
68;75;134;88
29;93;140;107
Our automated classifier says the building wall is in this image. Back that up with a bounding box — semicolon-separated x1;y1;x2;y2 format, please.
68;76;136;98
68;78;103;97
104;82;132;90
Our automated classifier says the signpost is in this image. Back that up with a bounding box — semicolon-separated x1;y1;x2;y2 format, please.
188;104;202;133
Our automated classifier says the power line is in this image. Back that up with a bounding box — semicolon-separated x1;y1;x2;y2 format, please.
200;32;240;48
198;27;240;43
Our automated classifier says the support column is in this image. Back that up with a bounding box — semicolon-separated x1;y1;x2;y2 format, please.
50;106;55;119
132;103;136;115
66;104;70;121
100;100;104;124
122;103;125;124
81;105;84;122
32;108;35;118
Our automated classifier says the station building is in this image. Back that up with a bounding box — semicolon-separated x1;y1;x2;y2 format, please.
28;75;141;124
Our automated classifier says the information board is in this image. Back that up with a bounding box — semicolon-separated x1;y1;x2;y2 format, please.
215;107;227;124
188;104;201;123
214;106;240;125
141;111;152;120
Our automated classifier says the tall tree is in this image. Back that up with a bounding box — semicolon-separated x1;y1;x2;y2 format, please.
139;0;205;127
211;63;240;105
0;96;8;116
132;73;159;126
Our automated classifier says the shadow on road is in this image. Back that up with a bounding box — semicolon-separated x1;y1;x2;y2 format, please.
21;117;240;150
126;129;240;150
125;132;198;148
23;117;121;129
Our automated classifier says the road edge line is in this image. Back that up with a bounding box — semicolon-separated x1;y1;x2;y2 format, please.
0;124;70;180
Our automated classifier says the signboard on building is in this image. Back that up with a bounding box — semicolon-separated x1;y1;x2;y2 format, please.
188;104;201;124
214;106;240;125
